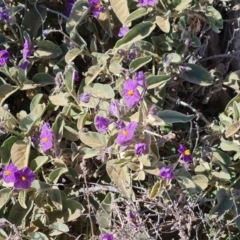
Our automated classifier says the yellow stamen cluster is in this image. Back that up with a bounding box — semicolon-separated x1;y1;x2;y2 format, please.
184;149;191;156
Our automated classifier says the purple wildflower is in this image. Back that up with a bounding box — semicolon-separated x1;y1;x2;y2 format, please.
79;92;91;103
135;71;146;88
129;212;138;226
95;116;109;133
138;0;157;7
19;61;29;70
118;26;129;37
2;163;18;183
89;0;104;18
40;122;53;152
115;120;125;129
74;70;79;82
23;39;32;60
178;144;193;162
65;0;77;17
108;100;120;118
13;167;36;189
159;166;174;180
116;122;138;145
101;233;115;240
128;50;137;60
122;79;141;108
0;9;9;21
135;142;146;155
0;50;10;66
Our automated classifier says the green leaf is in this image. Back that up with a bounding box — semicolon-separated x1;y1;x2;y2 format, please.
115;21;156;49
47;186;62;211
31;180;51;190
30;93;44;111
30;156;49;171
8;200;34;226
225;122;240;138
211;148;231;167
63;126;79;141
149;181;161;199
84;83;114;99
47;199;84;223
124;8;147;26
205;6;223;33
27;232;48;240
210;188;233;217
176;176;198;193
182;63;213;86
0;84;18;105
146;74;171;89
18;190;27;209
66;1;89;34
220;138;239;152
79;131;108;148
49;168;68;184
19;104;46;134
0;136;18;164
52;115;65;143
49;222;69;236
96;193;114;229
106;159;134;199
65;168;80;185
157;110;194;123
10;139;31;169
35;40;62;59
156;16;170;33
49;93;70;106
32;73;55;86
70;28;87;47
85;66;102;85
97;8;113;38
65;48;83;64
0;188;11;209
21;7;47;38
110;0;130;26
192;175;208;190
129;56;152;72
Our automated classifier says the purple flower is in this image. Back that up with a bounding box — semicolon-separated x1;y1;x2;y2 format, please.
116;122;138;145
0;10;9;21
65;0;77;17
23;39;32;60
101;233;114;240
129;212;138;226
178;144;192;162
79;92;91;103
2;163;18;183
128;50;137;60
122;79;141;108
40;122;53;152
108;100;120;118
118;26;129;37
89;0;104;18
115;120;125;129
18;61;29;70
135;71;146;88
159;166;174;180
0;50;10;66
13;167;36;189
135;143;146;155
74;70;79;82
138;0;157;7
95;116;109;133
